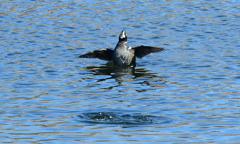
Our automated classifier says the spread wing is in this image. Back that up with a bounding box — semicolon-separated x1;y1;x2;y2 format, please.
132;45;164;58
79;48;114;61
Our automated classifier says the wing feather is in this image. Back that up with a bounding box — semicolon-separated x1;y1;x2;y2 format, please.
133;45;164;58
79;49;114;61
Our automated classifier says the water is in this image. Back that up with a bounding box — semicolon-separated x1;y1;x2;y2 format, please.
1;0;240;143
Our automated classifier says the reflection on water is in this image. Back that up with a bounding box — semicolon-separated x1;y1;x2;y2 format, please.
78;62;161;85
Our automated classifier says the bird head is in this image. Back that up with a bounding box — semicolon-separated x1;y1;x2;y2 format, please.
119;30;127;42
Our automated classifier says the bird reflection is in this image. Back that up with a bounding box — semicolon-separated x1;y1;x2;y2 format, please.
78;62;159;86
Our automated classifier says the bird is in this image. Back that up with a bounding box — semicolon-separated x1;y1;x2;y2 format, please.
79;30;164;67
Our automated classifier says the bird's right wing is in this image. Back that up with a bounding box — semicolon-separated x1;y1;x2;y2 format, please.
79;48;114;61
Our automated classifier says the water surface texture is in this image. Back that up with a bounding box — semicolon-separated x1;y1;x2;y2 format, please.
1;0;240;143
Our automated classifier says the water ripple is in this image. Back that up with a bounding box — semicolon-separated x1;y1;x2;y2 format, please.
76;112;171;125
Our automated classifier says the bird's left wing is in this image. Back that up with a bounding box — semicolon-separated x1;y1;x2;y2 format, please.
132;45;164;58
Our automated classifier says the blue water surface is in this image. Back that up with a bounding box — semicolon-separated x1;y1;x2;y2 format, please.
1;0;240;143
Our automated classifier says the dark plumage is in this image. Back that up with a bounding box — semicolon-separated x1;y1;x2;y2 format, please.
79;31;164;66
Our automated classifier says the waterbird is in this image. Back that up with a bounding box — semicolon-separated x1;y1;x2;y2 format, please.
79;30;164;67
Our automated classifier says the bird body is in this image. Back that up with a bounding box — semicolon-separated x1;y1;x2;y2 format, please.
79;31;164;67
113;34;136;66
